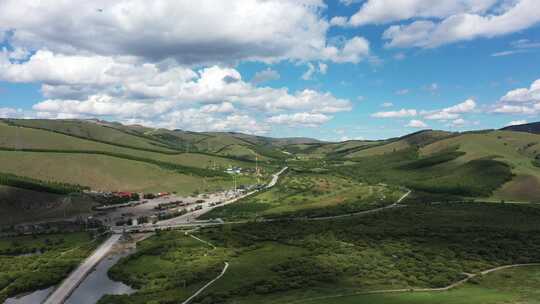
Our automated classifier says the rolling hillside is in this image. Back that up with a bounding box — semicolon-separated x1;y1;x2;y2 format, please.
2;118;540;216
344;130;454;158
0;119;279;196
501;121;540;134
275;126;540;202
4;118;295;162
420;130;540;201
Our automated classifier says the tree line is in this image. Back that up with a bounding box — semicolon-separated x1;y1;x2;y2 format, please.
0;172;89;194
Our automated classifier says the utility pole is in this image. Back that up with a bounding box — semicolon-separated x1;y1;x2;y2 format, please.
250;150;261;184
15;127;20;150
233;174;237;194
256;154;261;184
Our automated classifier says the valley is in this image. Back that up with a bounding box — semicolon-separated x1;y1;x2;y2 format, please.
2;119;540;304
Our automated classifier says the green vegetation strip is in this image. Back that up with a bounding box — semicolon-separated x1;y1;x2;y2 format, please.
0;232;99;302
0;147;225;177
200;171;402;221
399;151;465;169
0;172;89;194
99;202;540;304
336;148;513;197
300;265;540;304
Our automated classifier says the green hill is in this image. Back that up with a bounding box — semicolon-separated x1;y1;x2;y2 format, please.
344;130;454;158
2;118;540;207
0;120;269;197
501;121;540;134
3;118;293;162
3;119;177;153
420;130;540;201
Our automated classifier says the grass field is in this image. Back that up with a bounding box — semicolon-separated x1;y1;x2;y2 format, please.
420;130;540;202
101;202;540;304
302;266;540;304
0;232;98;302
0;151;255;194
4;119;176;153
345;130;453;158
283;141;381;159
0;121;256;170
99;232;227;304
201;171;403;220
333;148;512;198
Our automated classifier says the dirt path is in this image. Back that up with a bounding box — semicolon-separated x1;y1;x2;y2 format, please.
287;263;540;304
181;231;227;304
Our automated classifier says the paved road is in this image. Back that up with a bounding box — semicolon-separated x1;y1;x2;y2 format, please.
266;167;288;188
113;167;288;233
116;190;411;234
115;186;410;234
42;234;122;304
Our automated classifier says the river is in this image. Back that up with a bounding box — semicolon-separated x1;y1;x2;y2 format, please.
4;251;135;304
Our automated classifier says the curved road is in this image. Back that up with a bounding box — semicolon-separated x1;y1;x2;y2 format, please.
115;167;288;232
116;185;410;233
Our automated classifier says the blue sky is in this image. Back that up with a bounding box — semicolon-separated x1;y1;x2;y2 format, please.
1;0;540;140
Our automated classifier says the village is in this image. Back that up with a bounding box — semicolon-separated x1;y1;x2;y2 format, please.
6;166;265;235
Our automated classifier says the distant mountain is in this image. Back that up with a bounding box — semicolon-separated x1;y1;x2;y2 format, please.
501;121;540;134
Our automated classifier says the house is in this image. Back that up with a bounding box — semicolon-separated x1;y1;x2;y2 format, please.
115;191;134;198
225;167;242;174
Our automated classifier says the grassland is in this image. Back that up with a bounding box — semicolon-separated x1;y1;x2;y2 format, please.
0;121;256;170
302;266;540;304
345;130;453;158
4;119;540;303
4;119;177;153
99;232;227;304
324;129;540;202
283;141;382;159
201;171;402;220
0;151;255;194
3;119;290;163
0;232;98;302
0;121;263;195
99;202;540;304
330;147;513;198
420;130;540;201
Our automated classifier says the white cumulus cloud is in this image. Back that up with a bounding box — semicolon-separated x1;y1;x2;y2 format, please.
406;119;428;128
348;0;497;26
382;0;540;48
423;99;476;120
251;68;280;84
0;0;371;65
493;79;540;115
372;109;417;118
267;112;331;127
